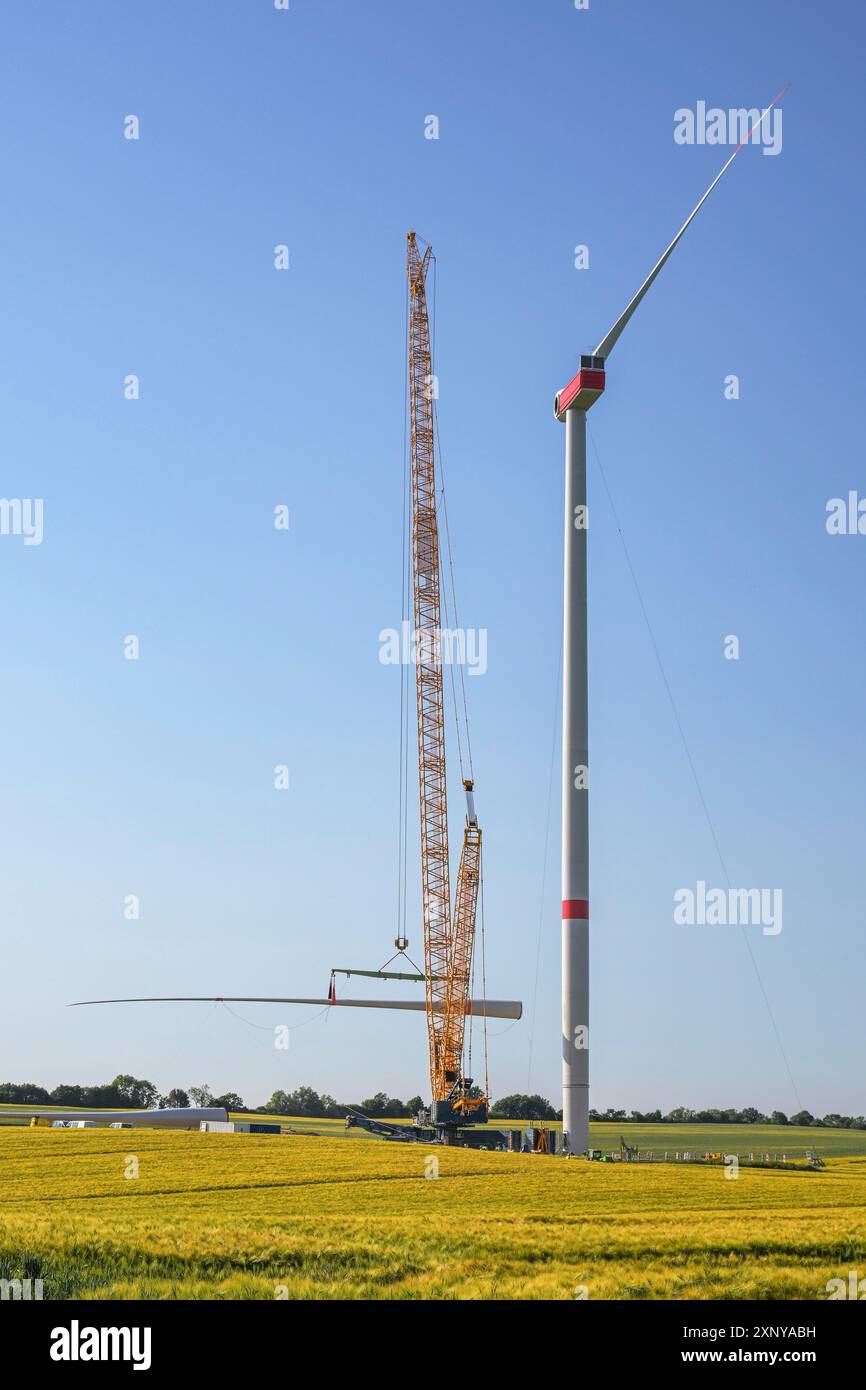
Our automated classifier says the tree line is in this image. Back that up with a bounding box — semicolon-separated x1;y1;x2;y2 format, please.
0;1076;244;1113
0;1078;422;1120
588;1106;866;1129
2;1079;863;1130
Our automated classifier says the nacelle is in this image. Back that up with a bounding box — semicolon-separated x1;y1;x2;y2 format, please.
554;354;606;421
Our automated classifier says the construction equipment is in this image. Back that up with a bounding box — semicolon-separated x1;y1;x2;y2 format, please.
350;234;502;1146
407;231;485;1131
72;992;518;1018
71;234;521;1144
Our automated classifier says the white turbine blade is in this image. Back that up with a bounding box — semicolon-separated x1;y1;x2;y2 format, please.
594;87;787;360
69;994;523;1020
11;1107;228;1128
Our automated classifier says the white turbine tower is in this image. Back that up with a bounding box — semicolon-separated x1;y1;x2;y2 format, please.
556;89;787;1155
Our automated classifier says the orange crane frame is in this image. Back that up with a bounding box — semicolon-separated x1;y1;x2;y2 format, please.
70;236;513;1119
406;231;483;1108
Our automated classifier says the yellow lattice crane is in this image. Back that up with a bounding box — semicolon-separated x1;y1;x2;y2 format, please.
406;231;486;1122
70;231;520;1149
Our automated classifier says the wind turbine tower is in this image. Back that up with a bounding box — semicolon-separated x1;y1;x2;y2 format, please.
555;89;786;1154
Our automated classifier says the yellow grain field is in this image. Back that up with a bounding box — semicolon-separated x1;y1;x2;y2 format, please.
1;1128;864;1299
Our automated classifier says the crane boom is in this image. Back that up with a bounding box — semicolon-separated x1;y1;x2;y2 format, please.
406;232;453;1098
443;787;482;1091
406;232;485;1108
66;234;517;1149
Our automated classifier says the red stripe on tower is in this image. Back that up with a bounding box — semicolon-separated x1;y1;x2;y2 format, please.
562;900;589;920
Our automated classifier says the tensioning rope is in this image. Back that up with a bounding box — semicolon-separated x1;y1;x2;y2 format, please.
587;417;802;1111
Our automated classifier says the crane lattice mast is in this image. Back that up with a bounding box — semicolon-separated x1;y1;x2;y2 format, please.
406;230;482;1106
68;232;518;1141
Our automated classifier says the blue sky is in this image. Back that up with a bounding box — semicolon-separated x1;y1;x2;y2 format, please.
1;1;863;1115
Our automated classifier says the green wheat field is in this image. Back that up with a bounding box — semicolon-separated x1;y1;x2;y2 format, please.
1;1114;864;1299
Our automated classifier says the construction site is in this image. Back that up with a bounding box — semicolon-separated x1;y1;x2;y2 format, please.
1;4;860;1351
59;86;793;1156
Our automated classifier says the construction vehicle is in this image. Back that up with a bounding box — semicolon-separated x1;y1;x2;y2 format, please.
346;234;514;1147
72;235;521;1148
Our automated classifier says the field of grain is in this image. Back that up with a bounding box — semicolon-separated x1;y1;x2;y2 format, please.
1;1126;864;1299
226;1114;866;1160
4;1103;864;1161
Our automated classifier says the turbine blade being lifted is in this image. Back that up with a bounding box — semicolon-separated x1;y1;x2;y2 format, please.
594;87;788;361
69;995;523;1020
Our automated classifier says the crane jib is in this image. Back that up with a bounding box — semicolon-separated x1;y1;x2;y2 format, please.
406;232;487;1105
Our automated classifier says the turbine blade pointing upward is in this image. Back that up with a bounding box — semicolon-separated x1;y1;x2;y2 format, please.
594;87;788;361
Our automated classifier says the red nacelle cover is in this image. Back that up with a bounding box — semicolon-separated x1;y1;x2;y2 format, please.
555;368;606;420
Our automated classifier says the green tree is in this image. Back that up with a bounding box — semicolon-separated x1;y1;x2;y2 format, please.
111;1075;159;1109
664;1107;696;1124
262;1089;290;1115
489;1093;557;1121
213;1092;245;1113
359;1092;405;1118
738;1107;766;1125
163;1089;190;1108
50;1085;85;1106
0;1082;50;1104
289;1086;323;1116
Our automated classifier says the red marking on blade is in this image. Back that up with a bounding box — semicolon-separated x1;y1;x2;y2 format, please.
733;84;789;156
562;900;589;920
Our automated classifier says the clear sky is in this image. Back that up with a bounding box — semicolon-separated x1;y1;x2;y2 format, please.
1;1;863;1116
